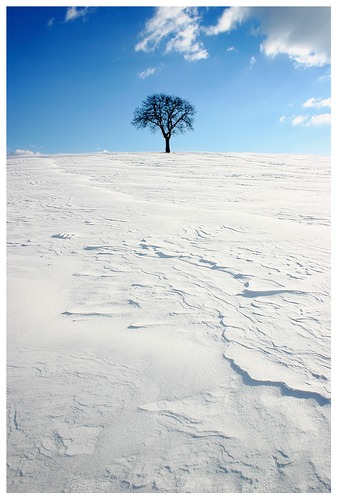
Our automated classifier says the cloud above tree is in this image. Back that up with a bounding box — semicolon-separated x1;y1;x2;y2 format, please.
135;7;208;62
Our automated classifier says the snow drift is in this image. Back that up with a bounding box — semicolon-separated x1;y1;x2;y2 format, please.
7;152;330;492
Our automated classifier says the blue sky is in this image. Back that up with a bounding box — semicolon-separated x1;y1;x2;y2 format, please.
6;4;331;155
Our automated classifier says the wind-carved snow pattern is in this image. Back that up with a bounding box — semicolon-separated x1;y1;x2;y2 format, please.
7;152;330;492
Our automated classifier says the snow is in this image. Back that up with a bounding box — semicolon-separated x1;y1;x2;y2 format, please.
7;152;330;493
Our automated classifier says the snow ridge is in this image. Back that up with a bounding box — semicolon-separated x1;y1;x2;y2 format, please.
223;354;330;406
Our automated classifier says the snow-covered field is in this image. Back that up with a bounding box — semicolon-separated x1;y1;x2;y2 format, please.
7;152;330;493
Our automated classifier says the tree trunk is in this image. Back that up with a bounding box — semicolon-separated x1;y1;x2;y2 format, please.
165;136;170;153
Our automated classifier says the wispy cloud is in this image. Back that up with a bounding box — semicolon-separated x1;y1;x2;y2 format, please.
292;115;308;126
306;113;331;126
10;149;41;156
249;56;256;69
291;113;331;127
204;7;250;36
138;66;157;79
64;7;90;23
282;94;331;127
303;97;331;109
135;7;208;62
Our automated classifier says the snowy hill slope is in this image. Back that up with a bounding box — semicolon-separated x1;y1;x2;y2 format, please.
7;152;330;492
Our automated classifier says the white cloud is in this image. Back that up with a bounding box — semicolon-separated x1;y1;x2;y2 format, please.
136;7;330;68
291;112;331;127
306;113;331;126
10;149;41;156
255;7;331;67
138;67;157;79
135;7;208;62
65;7;89;22
282;95;331;127
292;115;308;126
47;18;54;27
204;7;250;36
303;97;331;109
184;47;208;62
227;46;235;52
203;6;330;68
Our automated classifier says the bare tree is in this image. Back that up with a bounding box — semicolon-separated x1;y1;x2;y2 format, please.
132;93;196;153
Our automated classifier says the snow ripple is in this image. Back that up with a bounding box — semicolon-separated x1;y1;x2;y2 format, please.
7;152;330;492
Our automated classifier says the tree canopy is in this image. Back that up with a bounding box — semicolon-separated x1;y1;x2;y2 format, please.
132;93;196;153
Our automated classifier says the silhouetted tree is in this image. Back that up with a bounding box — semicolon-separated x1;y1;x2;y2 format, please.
132;93;196;153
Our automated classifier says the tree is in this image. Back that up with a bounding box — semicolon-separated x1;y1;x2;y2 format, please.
132;93;196;153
